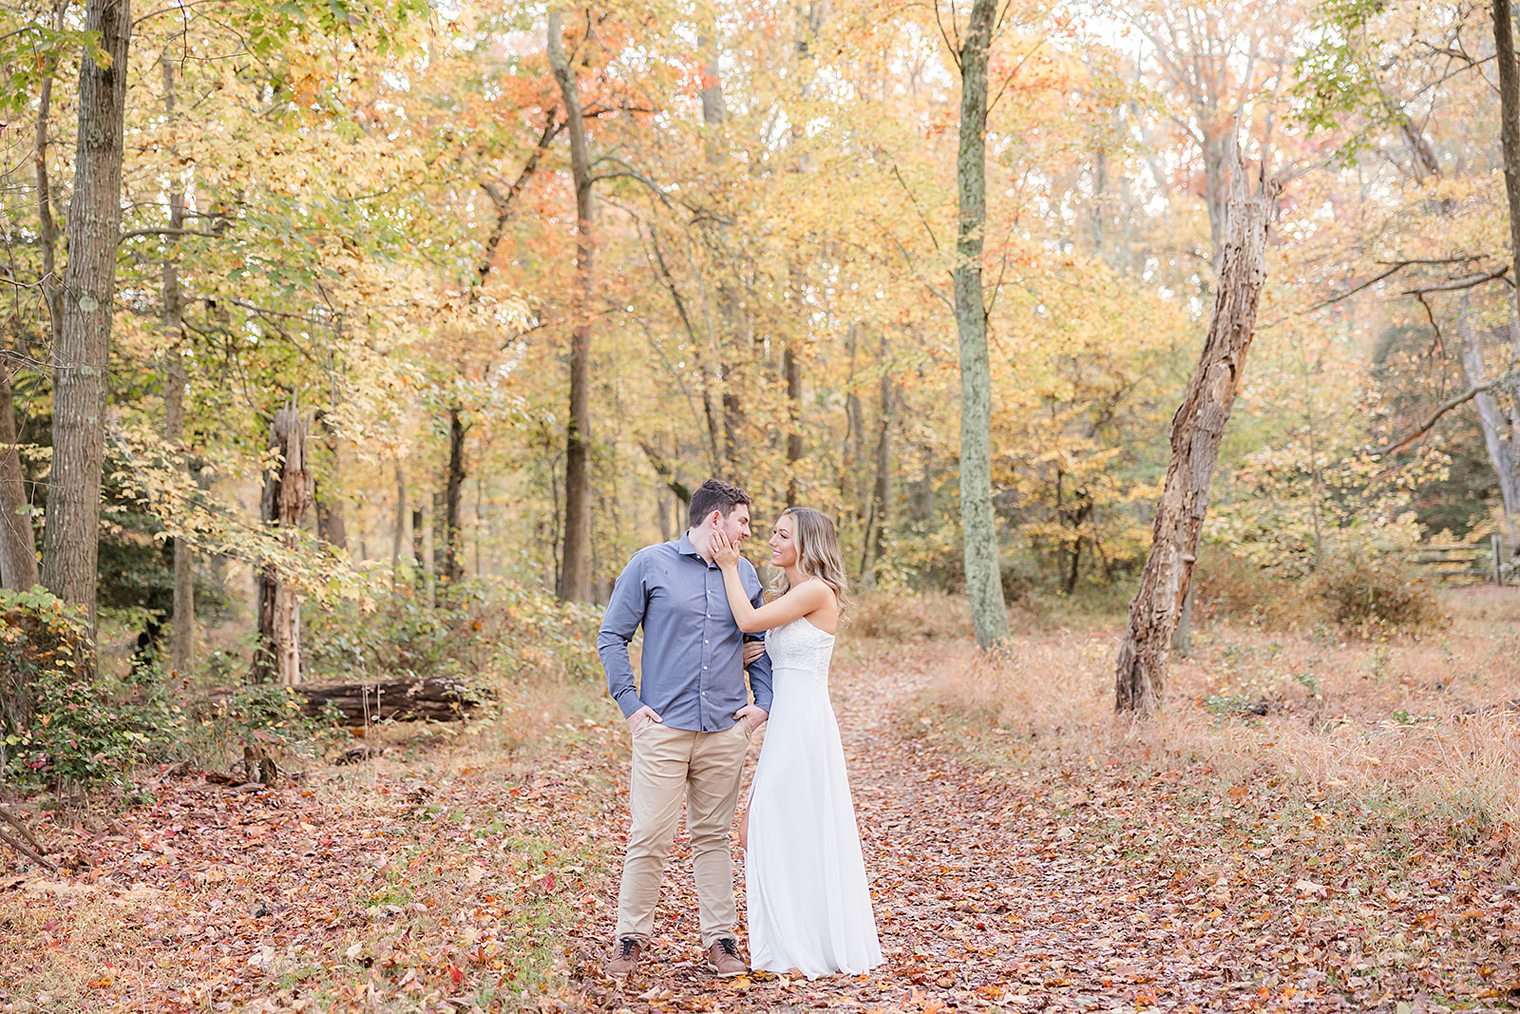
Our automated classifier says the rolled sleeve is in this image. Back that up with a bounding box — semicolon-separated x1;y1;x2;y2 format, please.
598;553;646;718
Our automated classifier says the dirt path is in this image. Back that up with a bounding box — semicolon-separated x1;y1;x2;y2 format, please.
562;641;1517;1014
4;637;1514;1012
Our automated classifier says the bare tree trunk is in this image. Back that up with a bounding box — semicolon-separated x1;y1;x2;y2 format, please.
0;365;39;590
1494;0;1520;319
954;0;1009;650
411;505;424;581
1459;303;1520;543
859;344;896;588
160;52;194;673
1115;153;1280;713
41;0;131;628
34;25;64;340
6;7;59;588
252;408;312;687
548;8;595;602
441;407;466;585
1489;0;1520;555
784;343;803;502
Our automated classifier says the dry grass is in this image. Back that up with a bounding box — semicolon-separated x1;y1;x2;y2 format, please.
930;585;1520;839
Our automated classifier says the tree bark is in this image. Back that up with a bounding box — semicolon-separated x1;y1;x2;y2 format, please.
1493;0;1520;321
548;8;595;602
160;52;194;674
954;0;1010;650
1458;302;1520;544
441;407;466;585
859;342;896;588
0;365;39;590
35;3;64;341
1115;153;1280;713
313;412;348;552
41;0;131;628
251;408;312;687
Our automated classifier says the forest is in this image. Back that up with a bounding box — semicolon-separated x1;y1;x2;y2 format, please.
1;0;1518;1010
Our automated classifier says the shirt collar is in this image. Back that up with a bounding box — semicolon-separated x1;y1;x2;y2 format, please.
676;531;714;565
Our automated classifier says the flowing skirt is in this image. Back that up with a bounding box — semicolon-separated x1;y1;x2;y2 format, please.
745;667;882;978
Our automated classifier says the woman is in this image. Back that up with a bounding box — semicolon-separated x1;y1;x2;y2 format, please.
710;507;883;979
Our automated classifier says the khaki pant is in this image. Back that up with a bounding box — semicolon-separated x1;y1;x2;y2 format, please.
615;720;751;948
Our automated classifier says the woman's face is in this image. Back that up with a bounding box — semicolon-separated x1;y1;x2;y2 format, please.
768;515;797;567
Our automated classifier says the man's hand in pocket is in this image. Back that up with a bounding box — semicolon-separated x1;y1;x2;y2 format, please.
627;706;662;733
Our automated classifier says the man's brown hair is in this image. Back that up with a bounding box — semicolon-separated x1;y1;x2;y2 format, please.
687;478;753;528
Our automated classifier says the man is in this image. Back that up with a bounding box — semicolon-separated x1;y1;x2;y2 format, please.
597;478;773;977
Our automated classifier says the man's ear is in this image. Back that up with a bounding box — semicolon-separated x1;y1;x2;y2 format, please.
707;510;722;528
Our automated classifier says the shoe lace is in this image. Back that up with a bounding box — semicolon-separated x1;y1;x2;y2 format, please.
717;939;739;959
618;938;637;958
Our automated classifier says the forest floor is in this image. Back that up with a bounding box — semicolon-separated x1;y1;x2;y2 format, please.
2;587;1519;1013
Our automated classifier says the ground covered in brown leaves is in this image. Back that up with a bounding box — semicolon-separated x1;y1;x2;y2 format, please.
3;607;1518;1012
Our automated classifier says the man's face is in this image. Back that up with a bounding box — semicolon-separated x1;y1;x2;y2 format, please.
712;504;752;546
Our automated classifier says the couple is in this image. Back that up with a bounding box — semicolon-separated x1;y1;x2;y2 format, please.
596;478;882;980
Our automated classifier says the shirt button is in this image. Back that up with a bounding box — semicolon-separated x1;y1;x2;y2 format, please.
703;639;709;644
703;665;708;670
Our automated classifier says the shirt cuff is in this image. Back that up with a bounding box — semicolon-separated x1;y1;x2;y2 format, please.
613;687;642;718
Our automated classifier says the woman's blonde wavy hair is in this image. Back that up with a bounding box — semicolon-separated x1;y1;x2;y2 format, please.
772;507;849;612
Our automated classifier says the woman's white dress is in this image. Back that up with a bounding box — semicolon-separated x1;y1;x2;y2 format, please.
745;616;883;978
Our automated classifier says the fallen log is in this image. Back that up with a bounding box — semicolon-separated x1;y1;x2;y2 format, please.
296;676;484;726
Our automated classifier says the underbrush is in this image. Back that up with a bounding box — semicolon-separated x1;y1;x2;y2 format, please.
927;585;1520;842
303;578;603;758
0;579;603;799
0;588;189;797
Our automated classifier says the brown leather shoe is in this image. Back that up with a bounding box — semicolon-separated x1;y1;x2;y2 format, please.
604;937;642;975
704;938;748;977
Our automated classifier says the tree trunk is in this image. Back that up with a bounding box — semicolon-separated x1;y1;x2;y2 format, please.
1115;153;1279;713
411;505;424;580
251;408;312;687
1493;0;1520;321
442;407;466;585
548;8;595;602
0;365;39;590
41;0;131;628
35;2;64;339
954;0;1009;650
5;7;59;589
859;346;896;588
1458;303;1520;543
1489;0;1520;559
160;52;194;674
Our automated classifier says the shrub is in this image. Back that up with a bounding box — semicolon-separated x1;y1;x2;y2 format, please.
1311;552;1448;637
1191;547;1317;631
0;588;177;793
304;578;601;688
848;591;973;641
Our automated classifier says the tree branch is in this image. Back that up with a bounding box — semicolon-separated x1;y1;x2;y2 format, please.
1375;373;1515;454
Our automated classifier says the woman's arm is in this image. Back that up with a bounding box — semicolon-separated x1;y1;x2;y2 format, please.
711;531;831;633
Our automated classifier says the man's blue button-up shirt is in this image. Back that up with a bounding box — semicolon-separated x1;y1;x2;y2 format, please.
598;533;774;732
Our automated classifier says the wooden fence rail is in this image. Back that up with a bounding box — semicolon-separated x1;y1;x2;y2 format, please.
1408;535;1508;585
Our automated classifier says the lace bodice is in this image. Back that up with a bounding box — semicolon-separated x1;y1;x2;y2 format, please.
765;616;836;675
